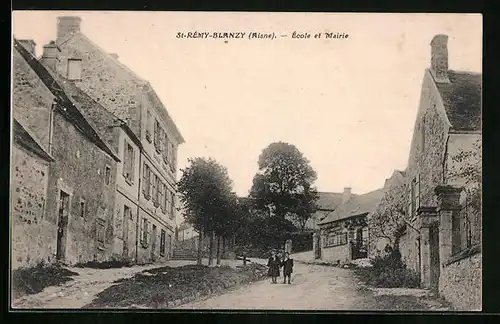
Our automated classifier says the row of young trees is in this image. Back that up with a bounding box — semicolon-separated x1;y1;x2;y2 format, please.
177;142;320;264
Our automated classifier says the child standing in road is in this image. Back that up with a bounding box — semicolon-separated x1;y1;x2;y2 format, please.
281;252;294;284
267;250;281;284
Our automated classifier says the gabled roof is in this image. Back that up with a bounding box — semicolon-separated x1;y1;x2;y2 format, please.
48;70;143;150
14;39;120;162
13;119;55;162
434;70;482;131
318;188;384;225
58;31;185;144
315;192;343;211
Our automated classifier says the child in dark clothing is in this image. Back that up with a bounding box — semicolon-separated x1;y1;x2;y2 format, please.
281;252;294;284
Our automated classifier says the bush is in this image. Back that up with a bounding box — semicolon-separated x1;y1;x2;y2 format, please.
75;256;134;269
355;246;420;288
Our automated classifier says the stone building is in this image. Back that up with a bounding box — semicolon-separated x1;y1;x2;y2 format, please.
39;16;185;264
12;39;121;268
305;192;343;230
394;35;482;310
314;188;384;263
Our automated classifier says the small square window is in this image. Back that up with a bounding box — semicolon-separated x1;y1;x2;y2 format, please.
67;59;82;80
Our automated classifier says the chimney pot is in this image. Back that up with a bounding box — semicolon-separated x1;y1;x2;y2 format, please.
430;34;450;83
342;187;352;204
57;16;82;42
18;40;37;57
42;41;59;70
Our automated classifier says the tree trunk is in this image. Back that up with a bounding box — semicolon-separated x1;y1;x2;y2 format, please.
197;229;203;265
216;235;222;265
208;231;215;265
222;236;226;256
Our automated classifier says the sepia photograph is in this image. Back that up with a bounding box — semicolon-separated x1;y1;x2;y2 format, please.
10;11;482;311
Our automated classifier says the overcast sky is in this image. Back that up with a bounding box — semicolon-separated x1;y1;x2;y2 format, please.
12;12;482;197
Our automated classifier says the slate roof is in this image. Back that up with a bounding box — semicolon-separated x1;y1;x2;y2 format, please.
13;119;55;162
14;39;120;162
435;70;482;131
318;188;384;225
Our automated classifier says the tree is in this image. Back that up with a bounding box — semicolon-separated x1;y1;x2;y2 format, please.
250;142;319;226
177;157;235;265
369;175;410;251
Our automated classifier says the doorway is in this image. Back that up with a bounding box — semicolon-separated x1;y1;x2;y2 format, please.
56;190;70;262
150;224;157;261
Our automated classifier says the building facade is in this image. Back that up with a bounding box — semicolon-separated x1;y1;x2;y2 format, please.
393;35;481;310
315;188;384;263
39;16;185;264
12;40;121;268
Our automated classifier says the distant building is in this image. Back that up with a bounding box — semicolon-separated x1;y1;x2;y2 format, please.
314;188;384;263
306;191;344;229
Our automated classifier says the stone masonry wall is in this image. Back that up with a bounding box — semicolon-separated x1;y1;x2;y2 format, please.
11;146;54;269
55;36;144;131
439;252;482;311
12;49;54;152
44;112;117;265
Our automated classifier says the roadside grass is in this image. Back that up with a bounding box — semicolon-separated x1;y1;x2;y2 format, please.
84;263;268;308
11;262;79;299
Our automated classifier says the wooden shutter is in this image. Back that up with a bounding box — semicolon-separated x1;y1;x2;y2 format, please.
415;174;420;211
142;163;147;194
122;139;128;177
172;145;177;171
140;218;145;243
154;120;158;149
130;145;135;181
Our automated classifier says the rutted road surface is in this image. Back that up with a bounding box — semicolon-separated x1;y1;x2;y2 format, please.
176;262;449;311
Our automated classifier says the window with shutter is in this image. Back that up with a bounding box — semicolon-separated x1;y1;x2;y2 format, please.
415;174;420;211
130;145;135;181
154;120;159;150
151;173;157;203
146;110;153;142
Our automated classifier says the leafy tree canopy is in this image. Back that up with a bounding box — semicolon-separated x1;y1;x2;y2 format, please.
250;142;319;228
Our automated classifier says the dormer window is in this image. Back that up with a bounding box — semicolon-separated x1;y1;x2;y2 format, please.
67;58;82;80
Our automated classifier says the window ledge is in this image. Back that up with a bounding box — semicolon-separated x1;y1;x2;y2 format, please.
144;193;151;200
443;244;481;267
124;178;134;186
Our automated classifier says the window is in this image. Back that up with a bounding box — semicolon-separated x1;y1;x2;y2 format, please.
141;218;149;246
160;229;166;256
154;177;161;208
67;59;82;80
171;144;177;173
104;165;111;186
146;110;153;142
454;191;478;255
170;191;175;220
142;163;151;199
166;188;172;218
325;231;348;247
123;140;135;184
79;199;85;218
158;128;164;154
168;142;175;169
97;219;105;246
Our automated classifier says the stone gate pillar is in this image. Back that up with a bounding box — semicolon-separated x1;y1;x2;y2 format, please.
417;206;438;289
435;185;462;263
285;239;292;254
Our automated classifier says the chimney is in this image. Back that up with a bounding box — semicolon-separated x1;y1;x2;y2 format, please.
18;40;37;57
342;187;352;204
109;53;119;60
430;34;451;83
57;16;82;42
42;40;59;71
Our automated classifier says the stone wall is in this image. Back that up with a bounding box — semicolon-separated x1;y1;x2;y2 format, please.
11;146;54;269
44;112;117;265
321;244;350;263
439;251;482;311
